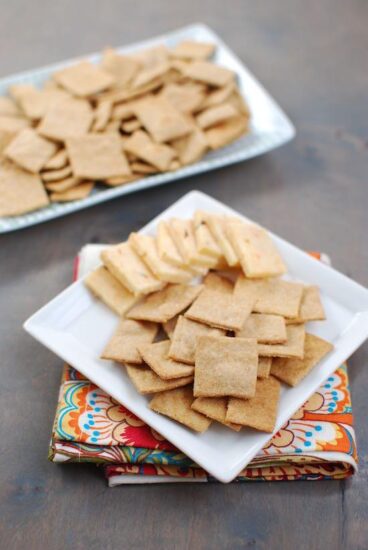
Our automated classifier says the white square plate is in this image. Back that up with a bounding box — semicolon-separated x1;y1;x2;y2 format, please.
0;23;295;233
24;191;368;483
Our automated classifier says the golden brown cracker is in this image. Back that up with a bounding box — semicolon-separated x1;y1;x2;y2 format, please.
43;149;68;170
44;176;80;192
41;165;73;182
49;181;94;202
0;163;49;216
184;61;234;87
191;397;241;431
84;265;138;316
101;318;158;364
203;272;233;294
205;116;249;149
258;324;306;359
168;218;216;268
226;377;281;432
4;128;57;173
193;210;223;259
168;315;223;365
170;41;215;61
138;340;194;380
127;284;203;323
0;114;30;134
205;213;239;266
258;357;272;379
160;82;205;113
194;335;258;398
101;48;141;88
271;333;333;386
196;102;238;130
128;365;193;395
286;286;326;324
237;313;287;344
54;61;115;97
123;130;176;171
92;100;112;132
37;98;93;141
149;385;211;432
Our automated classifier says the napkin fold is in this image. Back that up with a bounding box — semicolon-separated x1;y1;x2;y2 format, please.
49;245;357;485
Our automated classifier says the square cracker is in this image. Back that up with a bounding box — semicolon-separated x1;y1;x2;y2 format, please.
287;286;326;324
205;214;239;266
129;232;192;283
66;134;131;180
257;357;272;379
0;96;22;117
205;116;249;149
226;377;281;433
44;149;68;170
54;61;115;97
17;87;70;121
0;115;30;134
0;163;49;216
41;165;72;182
193;210;223;259
123;130;176;171
170;41;215;60
235;276;304;319
203;273;233;294
171;126;208;165
196;103;238;130
127;365;193;395
168;218;217;268
101;242;164;296
194;335;258;399
237;313;287;344
138;340;194;380
84;265;138;316
271;333;333;386
169;315;223;365
101;48;140;88
127;284;203;323
258;324;305;359
191;397;241;431
133;95;192;143
184;61;234;87
160;82;205;114
45;176;80;192
185;287;256;331
50;181;94;202
149;385;211;432
225;219;287;278
37;98;93;141
4;128;57;173
101;319;158;364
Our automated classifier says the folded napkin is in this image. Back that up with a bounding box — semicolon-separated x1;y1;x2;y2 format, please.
49;245;357;485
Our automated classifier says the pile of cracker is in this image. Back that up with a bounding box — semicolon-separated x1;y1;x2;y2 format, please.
84;211;333;434
0;40;250;217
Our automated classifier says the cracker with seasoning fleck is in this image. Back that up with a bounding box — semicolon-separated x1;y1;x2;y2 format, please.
258;324;305;359
101;319;158;364
237;313;287;344
138;340;194;380
169;315;223;365
191;397;241;431
84;265;138;316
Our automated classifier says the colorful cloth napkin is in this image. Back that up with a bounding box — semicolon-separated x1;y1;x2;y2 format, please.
49;245;358;485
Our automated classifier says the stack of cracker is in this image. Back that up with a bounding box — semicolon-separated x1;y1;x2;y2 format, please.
84;211;333;434
0;40;250;217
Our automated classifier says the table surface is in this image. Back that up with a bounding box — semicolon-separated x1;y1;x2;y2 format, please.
1;1;367;549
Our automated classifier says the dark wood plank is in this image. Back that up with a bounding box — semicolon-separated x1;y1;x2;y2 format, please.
0;1;367;549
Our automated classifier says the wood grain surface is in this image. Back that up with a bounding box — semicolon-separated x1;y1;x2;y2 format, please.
0;1;367;549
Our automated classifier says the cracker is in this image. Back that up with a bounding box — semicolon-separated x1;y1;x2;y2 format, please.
184;61;234;87
258;324;306;359
258;357;272;379
43;149;68;170
205;116;249;149
193;210;223;259
235;276;304;318
205;214;239;266
0;96;22;117
128;365;193;395
129;232;192;284
201;82;235;110
123;130;176;171
84;265;138;316
193;335;258;398
149;385;211;432
44;176;80;192
171;41;215;61
185;287;256;331
4;128;57;173
130;161;157;174
203;273;233;294
0;129;16;154
168;218;217;268
0;115;30;133
127;284;203;323
138;340;194;380
41;165;73;182
171;126;208;165
196;103;239;130
133;96;192;143
54;61;115;97
111;102;137;121
92;100;112;132
133;62;170;89
225;219;287;278
237;313;287;344
101;318;158;364
49;181;94;202
0;163;49;216
101;242;165;295
168;315;223;365
37;98;93;141
103;174;140;186
66;133;131;179
121;119;141;133
160;82;205;113
271;333;333;386
226;377;281;433
286;286;326;324
191;397;241;431
101;48;141;88
17;87;70;121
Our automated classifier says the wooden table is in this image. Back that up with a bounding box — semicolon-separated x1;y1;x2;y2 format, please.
1;1;367;548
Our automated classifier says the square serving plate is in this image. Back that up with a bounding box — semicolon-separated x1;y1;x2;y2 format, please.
0;23;295;234
24;191;368;482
